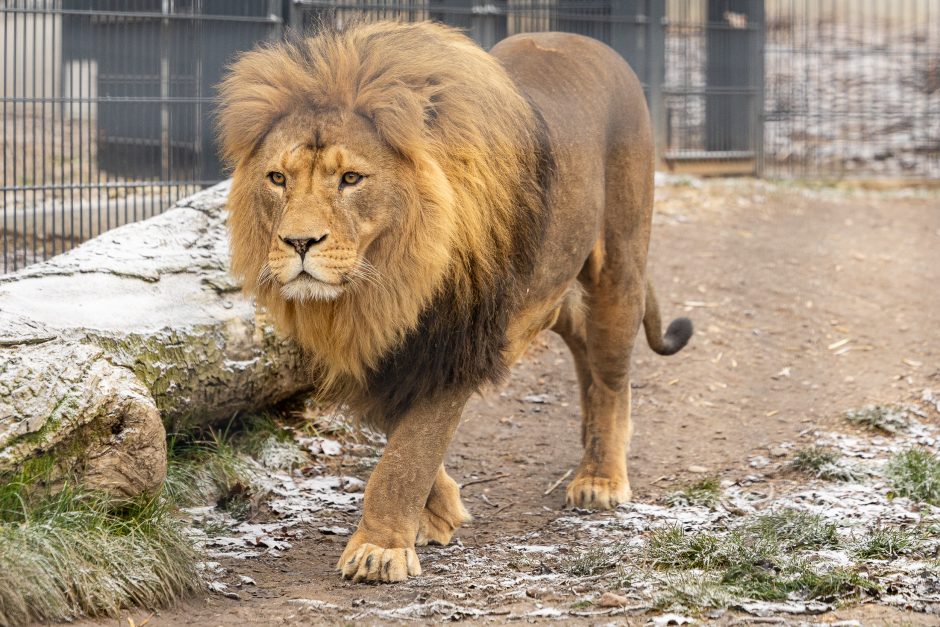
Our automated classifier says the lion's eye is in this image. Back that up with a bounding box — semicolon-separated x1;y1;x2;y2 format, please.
340;172;363;188
268;172;286;186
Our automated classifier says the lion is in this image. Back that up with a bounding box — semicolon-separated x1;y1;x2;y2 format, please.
217;20;692;583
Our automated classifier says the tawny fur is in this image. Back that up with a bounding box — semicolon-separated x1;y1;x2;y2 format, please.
218;20;693;584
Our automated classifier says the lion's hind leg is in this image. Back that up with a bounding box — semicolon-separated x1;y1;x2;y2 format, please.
416;466;471;546
553;250;642;510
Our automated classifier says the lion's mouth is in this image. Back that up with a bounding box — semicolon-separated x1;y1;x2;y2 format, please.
280;272;345;302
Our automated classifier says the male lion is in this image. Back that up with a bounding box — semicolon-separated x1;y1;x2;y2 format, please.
218;20;691;583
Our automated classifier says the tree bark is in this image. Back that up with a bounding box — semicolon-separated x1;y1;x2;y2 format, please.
0;182;313;497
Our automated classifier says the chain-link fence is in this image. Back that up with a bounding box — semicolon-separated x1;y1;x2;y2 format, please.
3;0;939;273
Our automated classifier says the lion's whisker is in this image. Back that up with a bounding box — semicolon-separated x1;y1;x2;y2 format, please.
348;259;390;298
257;263;276;289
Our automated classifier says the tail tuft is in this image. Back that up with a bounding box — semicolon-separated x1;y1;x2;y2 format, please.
643;280;693;356
657;317;693;356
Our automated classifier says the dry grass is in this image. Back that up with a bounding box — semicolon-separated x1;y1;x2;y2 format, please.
0;464;201;625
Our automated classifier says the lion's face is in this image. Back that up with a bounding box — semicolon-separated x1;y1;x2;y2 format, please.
218;21;539;387
254;110;404;302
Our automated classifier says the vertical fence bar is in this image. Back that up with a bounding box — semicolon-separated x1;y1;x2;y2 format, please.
646;0;665;165
30;0;37;264
751;0;765;176
2;1;8;274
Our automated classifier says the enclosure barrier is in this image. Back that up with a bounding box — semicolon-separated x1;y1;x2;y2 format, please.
3;0;939;273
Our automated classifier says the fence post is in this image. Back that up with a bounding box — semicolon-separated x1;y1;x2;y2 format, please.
472;0;507;49
645;0;666;165
751;0;765;176
705;0;760;154
430;0;473;31
609;1;642;66
160;0;171;183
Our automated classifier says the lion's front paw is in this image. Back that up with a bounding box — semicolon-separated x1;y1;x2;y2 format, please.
416;501;471;546
565;475;631;510
337;539;421;583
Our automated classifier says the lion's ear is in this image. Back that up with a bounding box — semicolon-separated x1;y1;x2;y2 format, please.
216;46;305;167
363;89;431;161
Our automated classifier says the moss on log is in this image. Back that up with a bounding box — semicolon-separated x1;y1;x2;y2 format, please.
0;182;312;497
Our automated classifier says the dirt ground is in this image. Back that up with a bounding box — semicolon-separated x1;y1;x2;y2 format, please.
98;177;939;626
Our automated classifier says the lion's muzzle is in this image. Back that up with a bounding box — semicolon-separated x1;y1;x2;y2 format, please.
281;233;329;258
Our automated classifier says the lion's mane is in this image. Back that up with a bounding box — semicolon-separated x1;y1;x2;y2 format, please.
217;21;552;425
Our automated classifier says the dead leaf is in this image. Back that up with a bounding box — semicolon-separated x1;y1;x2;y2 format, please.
597;591;630;607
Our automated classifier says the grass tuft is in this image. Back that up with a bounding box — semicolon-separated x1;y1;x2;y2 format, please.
792;445;841;473
845;404;912;434
646;525;727;570
790;446;870;482
236;415;308;471
164;430;261;509
853;526;921;560
746;509;840;551
164;414;308;510
654;572;735;612
643;511;876;608
0;473;201;625
667;476;722;509
886;448;940;505
560;544;629;577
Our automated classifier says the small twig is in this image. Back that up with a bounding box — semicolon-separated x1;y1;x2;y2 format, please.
493;502;513;516
460;473;510;489
479;493;499;508
751;484;776;510
570;609;617;617
720;498;748;516
544;468;573;496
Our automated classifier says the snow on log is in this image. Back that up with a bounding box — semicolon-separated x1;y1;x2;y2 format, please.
0;182;312;497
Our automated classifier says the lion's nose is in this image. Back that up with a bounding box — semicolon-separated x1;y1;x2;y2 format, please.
281;233;328;259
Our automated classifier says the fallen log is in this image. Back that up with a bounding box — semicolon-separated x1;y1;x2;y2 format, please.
0;182;313;497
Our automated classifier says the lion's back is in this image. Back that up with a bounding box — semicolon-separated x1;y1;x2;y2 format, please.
490;31;649;145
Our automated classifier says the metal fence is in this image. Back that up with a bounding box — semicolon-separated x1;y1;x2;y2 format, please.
2;0;281;273
763;0;940;179
3;1;939;274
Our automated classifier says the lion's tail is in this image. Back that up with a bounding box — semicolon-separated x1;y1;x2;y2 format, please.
643;280;693;356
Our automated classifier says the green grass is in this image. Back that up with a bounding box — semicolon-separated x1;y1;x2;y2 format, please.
646;525;729;570
164;429;261;509
745;509;841;551
790;446;870;482
667;476;722;508
845;405;912;434
0;411;312;624
560;544;629;577
164;414;307;511
853;527;922;560
644;511;875;611
654;573;736;612
792;446;842;473
886;448;940;505
0;470;201;625
236;415;308;471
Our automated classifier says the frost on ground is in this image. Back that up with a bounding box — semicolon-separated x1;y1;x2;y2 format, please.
182;392;940;622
